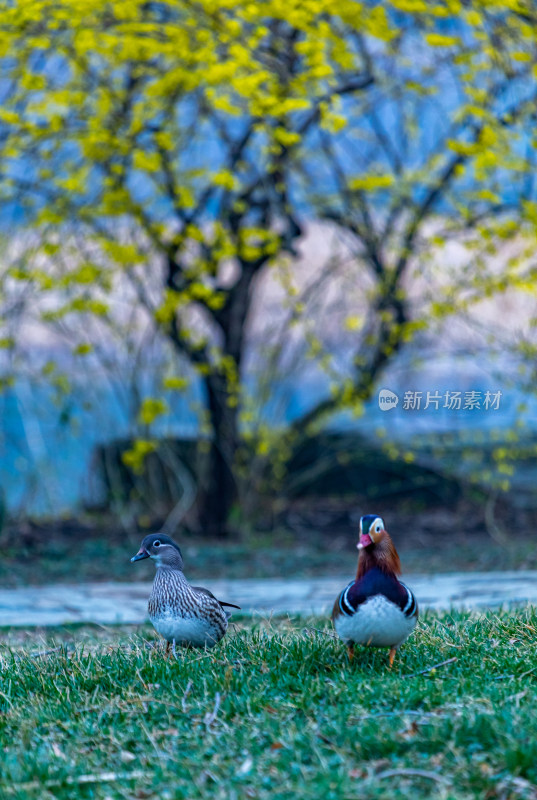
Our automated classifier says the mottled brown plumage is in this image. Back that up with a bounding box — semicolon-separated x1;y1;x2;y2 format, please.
131;533;240;650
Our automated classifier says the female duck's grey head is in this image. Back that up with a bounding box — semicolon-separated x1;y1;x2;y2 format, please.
131;533;184;570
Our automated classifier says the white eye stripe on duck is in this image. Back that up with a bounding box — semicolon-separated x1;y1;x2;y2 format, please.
369;517;385;534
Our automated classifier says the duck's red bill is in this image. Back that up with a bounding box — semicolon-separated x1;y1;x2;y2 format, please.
357;533;373;549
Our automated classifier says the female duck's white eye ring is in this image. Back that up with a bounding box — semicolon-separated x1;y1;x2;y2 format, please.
154;540;161;547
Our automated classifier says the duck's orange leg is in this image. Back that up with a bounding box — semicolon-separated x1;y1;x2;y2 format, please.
347;643;355;662
388;647;397;668
165;641;171;656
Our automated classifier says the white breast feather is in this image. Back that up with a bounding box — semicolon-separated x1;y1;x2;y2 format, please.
335;595;416;648
151;613;226;648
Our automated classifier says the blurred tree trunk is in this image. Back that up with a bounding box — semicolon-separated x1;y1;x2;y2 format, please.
197;258;259;535
200;373;238;537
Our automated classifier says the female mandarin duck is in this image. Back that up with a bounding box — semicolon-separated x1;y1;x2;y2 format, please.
332;514;418;665
131;533;240;651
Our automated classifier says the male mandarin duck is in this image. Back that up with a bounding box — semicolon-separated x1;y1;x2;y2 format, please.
332;514;418;666
131;533;240;651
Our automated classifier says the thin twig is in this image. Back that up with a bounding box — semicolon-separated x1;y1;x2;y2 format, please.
519;666;537;679
11;645;71;660
204;692;221;727
303;627;339;640
30;646;64;659
405;657;458;678
187;651;216;664
353;710;440;721
376;768;449;784
5;771;149;793
140;721;161;758
181;679;193;713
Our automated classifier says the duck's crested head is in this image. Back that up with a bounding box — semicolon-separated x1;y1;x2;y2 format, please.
357;515;386;550
131;533;184;570
356;514;401;577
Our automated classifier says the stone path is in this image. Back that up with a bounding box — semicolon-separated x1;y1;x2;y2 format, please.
1;571;537;627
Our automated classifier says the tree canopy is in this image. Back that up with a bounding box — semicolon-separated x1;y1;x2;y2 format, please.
1;0;537;530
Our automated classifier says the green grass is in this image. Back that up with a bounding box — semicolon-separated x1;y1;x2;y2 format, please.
2;610;537;799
